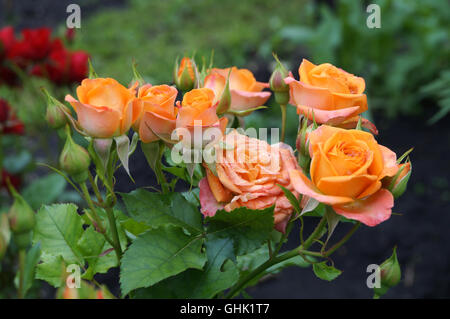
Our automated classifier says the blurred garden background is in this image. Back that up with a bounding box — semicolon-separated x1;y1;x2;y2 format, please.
0;0;449;298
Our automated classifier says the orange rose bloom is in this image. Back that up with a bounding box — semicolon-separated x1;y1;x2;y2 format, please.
65;78;140;138
133;84;178;143
205;67;271;112
176;88;227;144
289;125;399;226
285;59;371;129
199;130;299;232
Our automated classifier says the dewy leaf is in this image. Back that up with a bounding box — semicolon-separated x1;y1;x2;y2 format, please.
114;134;133;181
206;206;274;256
77;226;117;280
120;189;203;234
22;173;67;210
313;261;342;281
33;204;84;265
120;225;206;296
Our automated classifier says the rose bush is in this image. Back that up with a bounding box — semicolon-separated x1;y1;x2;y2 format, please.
1;54;411;300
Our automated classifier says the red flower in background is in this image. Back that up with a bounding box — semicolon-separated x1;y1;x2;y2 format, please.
0;26;88;86
1;169;22;193
0;99;25;135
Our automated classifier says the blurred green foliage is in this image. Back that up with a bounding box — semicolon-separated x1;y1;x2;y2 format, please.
276;0;449;120
71;0;310;84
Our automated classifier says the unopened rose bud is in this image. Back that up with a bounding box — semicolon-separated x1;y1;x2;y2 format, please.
296;117;314;172
7;182;35;236
60;127;91;183
374;247;401;297
41;88;70;129
174;57;197;92
270;65;289;105
385;162;412;199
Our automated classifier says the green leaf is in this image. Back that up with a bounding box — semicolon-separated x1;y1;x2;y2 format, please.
22;173;67;210
135;237;238;298
120;225;206;296
278;185;301;215
36;254;65;287
313;261;342;281
77;226;117;280
33;204;84;265
120;189;203;234
206;206;274;256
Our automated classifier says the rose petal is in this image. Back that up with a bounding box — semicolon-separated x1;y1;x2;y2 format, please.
230;90;271;111
65;94;121;138
289;169;353;205
332;189;394;226
199;177;223;217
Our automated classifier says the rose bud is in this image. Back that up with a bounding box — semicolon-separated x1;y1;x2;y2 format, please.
384;161;412;199
173;57;197;92
60;127;91;183
374;247;401;297
269;64;289;105
42;88;70;129
7;181;35;236
296;116;314;172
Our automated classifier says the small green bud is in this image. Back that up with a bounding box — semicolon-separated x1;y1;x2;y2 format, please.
7;183;35;235
60;126;91;183
374;247;401;297
41;87;71;129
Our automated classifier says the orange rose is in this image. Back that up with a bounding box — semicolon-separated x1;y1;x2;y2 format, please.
176;88;227;145
199;130;300;232
65;78;140;138
285;59;371;129
133;84;178;143
289;125;399;226
205;67;271;112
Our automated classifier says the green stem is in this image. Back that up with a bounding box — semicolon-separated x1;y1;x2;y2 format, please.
280;104;287;143
18;249;26;299
155;142;169;193
324;222;360;257
88;171;103;205
106;207;122;263
225;217;327;298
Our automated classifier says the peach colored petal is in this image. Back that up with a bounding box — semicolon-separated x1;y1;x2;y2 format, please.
337;116;379;135
230;89;271;111
140;111;177;143
317;174;378;198
331;92;367;112
285;78;334;110
289;169;353;205
298;58;316;85
65;95;121;138
332;189;394;226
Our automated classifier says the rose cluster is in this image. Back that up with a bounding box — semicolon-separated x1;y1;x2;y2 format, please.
52;56;411;233
0;26;88;86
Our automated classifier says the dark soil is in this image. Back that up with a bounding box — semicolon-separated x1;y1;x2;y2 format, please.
3;0;450;299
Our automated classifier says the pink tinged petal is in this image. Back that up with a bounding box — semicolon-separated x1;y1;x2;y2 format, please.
199;178;223;217
289;169;353;206
65;94;121;138
332;189;394;227
229;90;271;111
379;145;399;178
274;214;289;233
297;104;361;125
